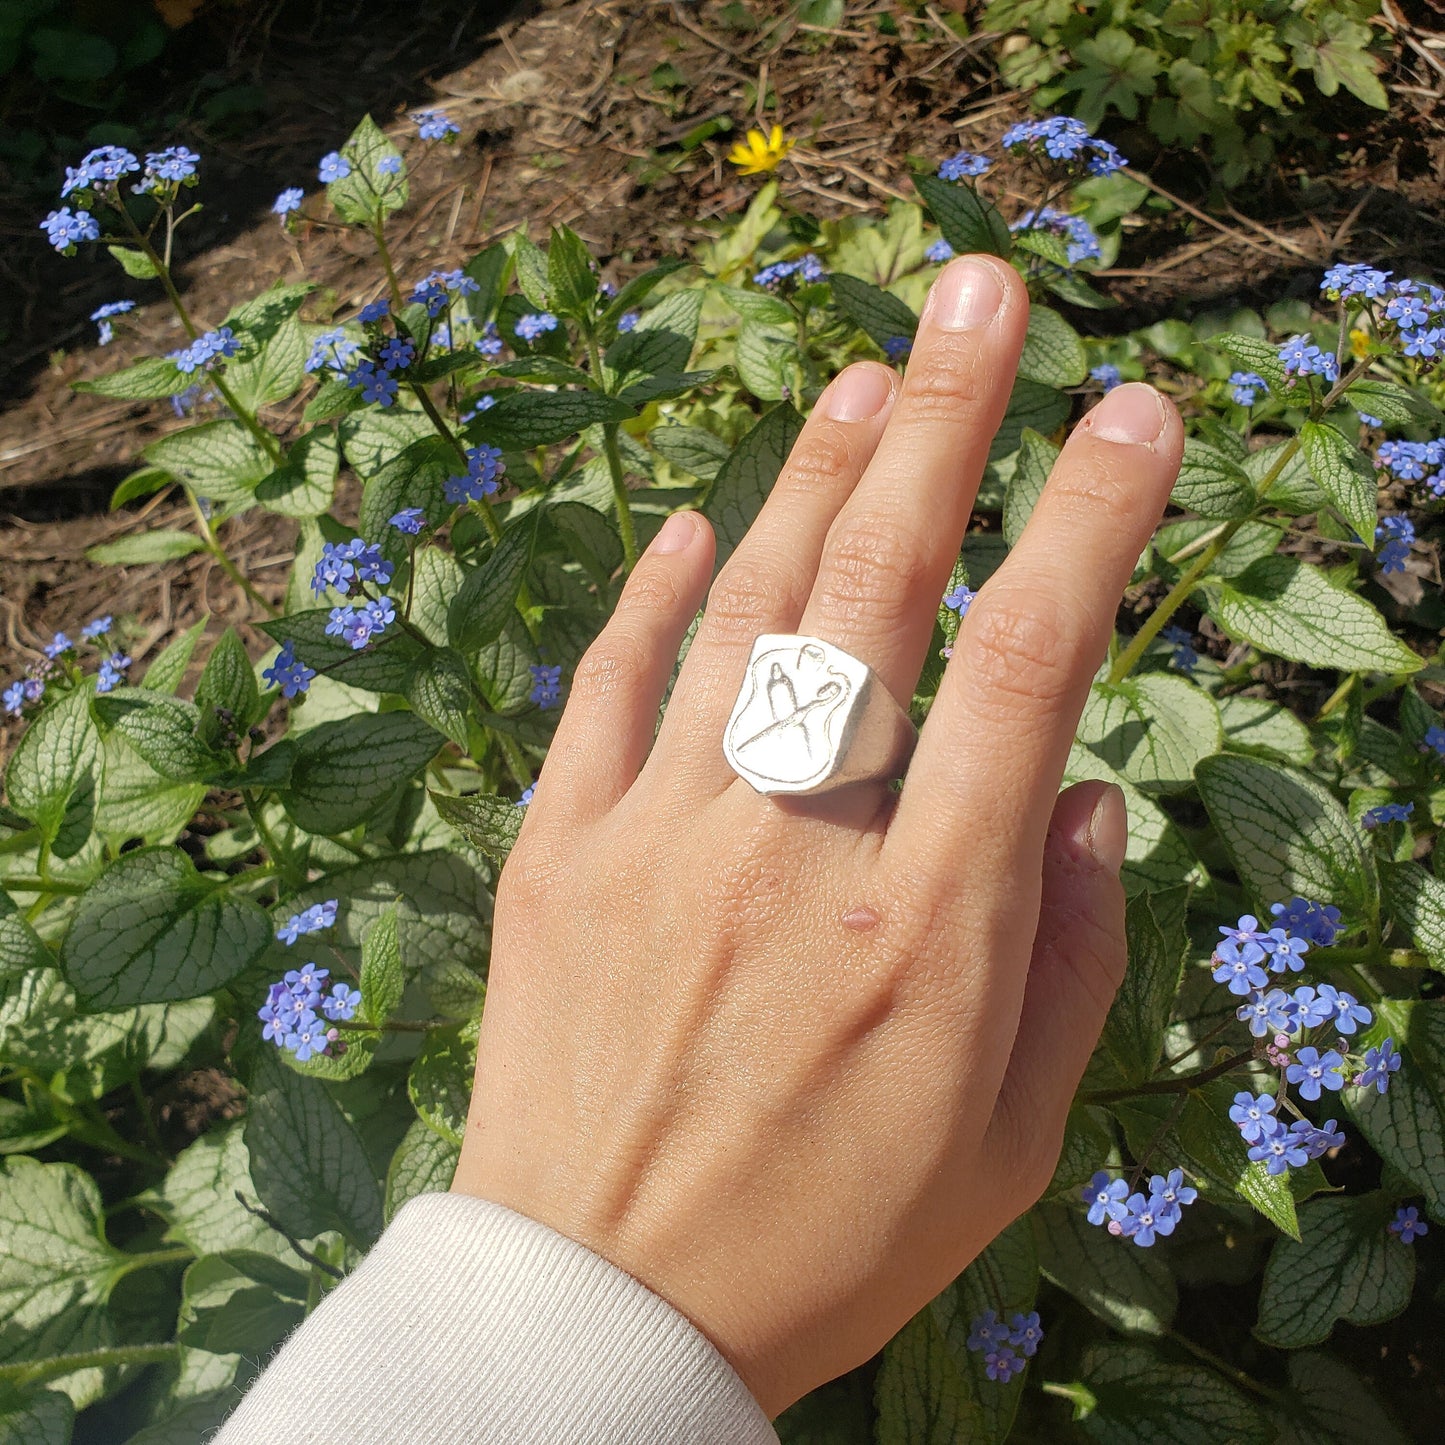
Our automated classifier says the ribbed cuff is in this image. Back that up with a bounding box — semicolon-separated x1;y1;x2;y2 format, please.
212;1191;780;1445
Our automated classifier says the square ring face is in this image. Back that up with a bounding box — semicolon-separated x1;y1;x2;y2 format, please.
723;634;869;793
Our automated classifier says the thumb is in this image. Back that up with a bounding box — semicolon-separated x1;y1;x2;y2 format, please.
984;780;1129;1180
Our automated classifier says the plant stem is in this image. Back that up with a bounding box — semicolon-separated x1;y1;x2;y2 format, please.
106;1246;193;1287
1;877;85;895
371;221;406;311
244;791;296;882
234;1191;345;1279
1167;1329;1279;1401
587;335;638;569
0;1343;179;1389
493;729;533;789
1084;1048;1255;1107
1314;672;1357;722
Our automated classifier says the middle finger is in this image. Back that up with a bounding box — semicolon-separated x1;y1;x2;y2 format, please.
794;255;1029;702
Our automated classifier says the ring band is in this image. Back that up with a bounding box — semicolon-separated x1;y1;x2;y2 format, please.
722;633;918;796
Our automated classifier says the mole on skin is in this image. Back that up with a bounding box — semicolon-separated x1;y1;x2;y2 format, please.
841;905;881;932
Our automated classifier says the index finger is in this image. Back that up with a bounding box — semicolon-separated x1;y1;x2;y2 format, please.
889;382;1184;871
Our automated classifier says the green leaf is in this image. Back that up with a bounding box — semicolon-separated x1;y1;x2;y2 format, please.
384;1118;460;1224
405;648;474;749
1208;556;1423;675
912;173;1012;258
429;790;523;864
991;378;1069;461
109;466;173;510
0;1387;72;1445
150;1124;298;1260
1273;1351;1412;1445
0;891;48;976
930;1219;1037;1444
0;1158;120;1398
140;617;208;693
277;713;442;836
1002;427;1058;548
716;282;796;328
255;611;425;694
408;1020;479;1144
1214;333;1286;393
1343;377;1443;428
244;1045;384;1247
360;906;404;1026
223;314;308;413
476;389;634;450
327;114;407;225
1077;1341;1271;1444
1196;754;1375;923
1033;1202;1177;1334
829;273;919;351
599;259;691;330
85;530;207;566
1078;674;1222;795
92;730;203;849
1380;860;1445;968
874;1307;981;1444
1218;694;1314;767
1346;999;1445;1218
545;501;624;586
92;688;223;783
3;684;100;849
546;224;598;315
144;421;272;506
179;1281;304;1356
509;230;551;309
75;356;188;400
735;321;795;401
255;427;338;518
107;244;159;278
448;517;538;655
1103;888;1189;1085
1064;744;1202;895
1256;1195;1413;1347
58;846;272;1009
1017;305;1086;387
702;402;804;567
1300;421;1379;542
194;628;260;742
358;437;456;554
1171;438;1256;519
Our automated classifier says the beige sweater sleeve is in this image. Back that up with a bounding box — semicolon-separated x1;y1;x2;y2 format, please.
211;1191;781;1445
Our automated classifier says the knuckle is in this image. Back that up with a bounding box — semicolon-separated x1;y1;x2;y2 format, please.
814;516;931;628
571;632;650;701
1045;456;1133;520
778;425;857;500
959;589;1076;707
622;564;685;618
897;339;987;421
703;556;789;643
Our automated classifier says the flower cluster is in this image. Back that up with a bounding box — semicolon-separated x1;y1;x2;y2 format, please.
3;617;128;716
1090;363;1121;391
1278;335;1339;383
258;900;360;1063
1375;515;1415;574
1083;1167;1198;1247
938;148;992;181
389;507;427;535
1363;800;1414;828
963;1309;1042;1383
43;144;206;254
529;663;563;709
1231;1092;1344;1174
1229;370;1267;406
413;109;460;141
326;597;397;650
312;539;394;599
445;444;506;505
1373;439;1445;498
1160;623;1198;672
262;641;317;699
1001;115;1126;176
91;299;135;346
753;254;826;289
1389;1205;1429;1243
411;268;480;318
1011;206;1102;265
515;311;559;342
169;327;242;375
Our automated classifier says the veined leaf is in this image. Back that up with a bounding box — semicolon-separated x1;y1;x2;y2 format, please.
1300;420;1380;543
1078;673;1222;794
702;402;804;567
1017;305;1086;387
430;790;524;864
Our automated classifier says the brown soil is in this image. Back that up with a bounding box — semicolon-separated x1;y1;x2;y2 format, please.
3;0;1445;698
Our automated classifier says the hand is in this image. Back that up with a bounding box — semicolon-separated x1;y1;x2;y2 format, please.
451;254;1184;1418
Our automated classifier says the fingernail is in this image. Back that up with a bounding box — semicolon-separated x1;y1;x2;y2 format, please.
1085;382;1167;445
823;364;893;421
925;256;1005;331
1085;783;1128;875
651;511;696;555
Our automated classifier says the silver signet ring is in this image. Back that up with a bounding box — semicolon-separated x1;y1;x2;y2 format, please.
722;633;919;796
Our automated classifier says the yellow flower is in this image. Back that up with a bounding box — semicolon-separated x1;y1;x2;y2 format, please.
1349;327;1371;360
727;124;794;175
